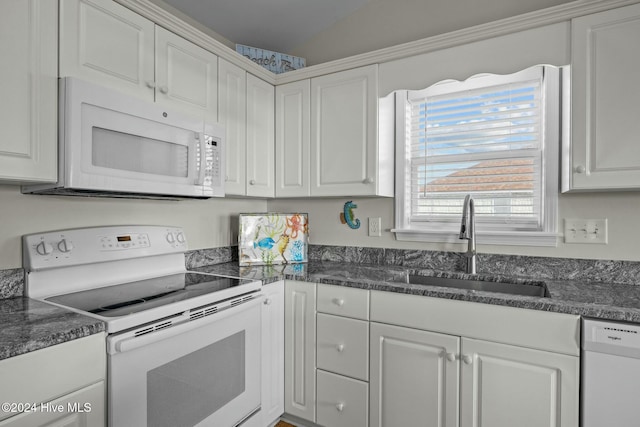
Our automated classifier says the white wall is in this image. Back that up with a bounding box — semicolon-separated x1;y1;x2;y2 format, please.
0;185;267;269
290;0;574;64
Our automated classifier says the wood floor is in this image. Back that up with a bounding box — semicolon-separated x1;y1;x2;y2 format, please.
275;421;296;427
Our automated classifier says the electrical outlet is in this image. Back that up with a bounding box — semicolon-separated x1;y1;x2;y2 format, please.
368;217;382;237
564;218;608;244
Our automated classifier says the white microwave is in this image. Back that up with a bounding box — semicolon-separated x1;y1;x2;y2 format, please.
23;77;225;199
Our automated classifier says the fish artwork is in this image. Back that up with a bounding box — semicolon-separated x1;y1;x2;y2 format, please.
253;237;276;250
239;213;308;266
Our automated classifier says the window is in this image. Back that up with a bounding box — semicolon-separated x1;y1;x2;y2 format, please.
393;65;564;246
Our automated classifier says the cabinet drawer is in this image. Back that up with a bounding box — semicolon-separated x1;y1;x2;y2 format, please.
317;313;368;380
317;284;369;320
317;370;368;427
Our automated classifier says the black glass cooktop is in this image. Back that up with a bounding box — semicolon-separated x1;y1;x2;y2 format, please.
47;272;250;318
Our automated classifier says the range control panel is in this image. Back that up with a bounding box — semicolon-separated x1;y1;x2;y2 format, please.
23;225;188;271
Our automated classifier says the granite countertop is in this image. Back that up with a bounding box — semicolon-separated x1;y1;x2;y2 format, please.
194;260;640;323
0;298;105;361
4;258;640;362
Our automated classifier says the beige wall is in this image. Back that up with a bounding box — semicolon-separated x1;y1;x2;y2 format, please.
271;18;640;263
0;185;266;269
268;192;640;262
290;0;574;65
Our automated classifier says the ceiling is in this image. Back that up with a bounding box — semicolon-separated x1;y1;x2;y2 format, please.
160;0;372;54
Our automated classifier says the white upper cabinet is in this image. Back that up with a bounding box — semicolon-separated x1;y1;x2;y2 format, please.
0;0;58;183
276;80;311;197
566;3;640;191
154;26;218;121
60;0;217;121
219;58;247;196
220;59;275;197
246;74;275;197
60;0;155;99
310;65;393;197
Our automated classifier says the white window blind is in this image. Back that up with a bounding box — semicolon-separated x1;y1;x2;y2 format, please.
393;65;562;245
407;67;545;229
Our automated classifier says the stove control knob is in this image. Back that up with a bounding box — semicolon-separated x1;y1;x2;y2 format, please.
57;239;74;253
35;241;54;256
166;233;176;244
176;232;186;244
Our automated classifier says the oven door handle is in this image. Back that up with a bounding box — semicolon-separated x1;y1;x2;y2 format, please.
109;296;261;354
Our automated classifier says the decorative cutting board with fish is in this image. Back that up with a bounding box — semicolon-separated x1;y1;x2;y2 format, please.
239;213;309;266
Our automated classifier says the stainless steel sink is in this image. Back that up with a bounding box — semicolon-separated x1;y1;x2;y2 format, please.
405;275;549;297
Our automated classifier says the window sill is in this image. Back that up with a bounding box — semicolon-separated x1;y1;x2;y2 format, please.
392;228;558;247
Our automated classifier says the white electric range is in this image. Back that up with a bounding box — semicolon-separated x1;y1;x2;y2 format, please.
23;225;263;427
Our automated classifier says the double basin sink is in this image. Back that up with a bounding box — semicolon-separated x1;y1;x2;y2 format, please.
400;274;549;298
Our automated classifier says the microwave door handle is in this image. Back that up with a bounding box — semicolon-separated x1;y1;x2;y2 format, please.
196;131;206;185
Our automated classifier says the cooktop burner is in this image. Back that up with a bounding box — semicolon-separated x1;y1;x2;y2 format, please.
47;272;250;318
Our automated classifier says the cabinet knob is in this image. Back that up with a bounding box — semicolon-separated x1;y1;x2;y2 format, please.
159;86;169;94
332;298;345;307
336;344;345;352
145;81;156;89
249;180;256;185
336;403;345;412
263;298;271;305
574;165;586;174
363;177;374;184
446;352;457;362
462;355;473;365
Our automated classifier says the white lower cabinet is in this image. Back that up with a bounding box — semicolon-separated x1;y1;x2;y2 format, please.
370;290;580;427
369;322;459;427
284;284;580;427
317;313;369;381
0;334;106;426
261;281;285;427
317;370;368;427
284;281;317;423
460;338;578;427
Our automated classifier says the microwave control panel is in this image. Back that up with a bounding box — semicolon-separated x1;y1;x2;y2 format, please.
207;136;222;187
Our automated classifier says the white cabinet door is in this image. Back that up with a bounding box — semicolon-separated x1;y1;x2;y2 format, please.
275;80;311;197
155;27;218;122
0;382;105;427
246;74;275;197
460;338;578;427
567;3;640;191
311;65;379;196
0;0;57;183
59;0;155;100
369;322;460;427
219;58;247;195
284;281;316;423
261;281;285;427
317;370;368;427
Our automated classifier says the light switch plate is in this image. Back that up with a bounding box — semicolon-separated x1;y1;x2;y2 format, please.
564;218;608;244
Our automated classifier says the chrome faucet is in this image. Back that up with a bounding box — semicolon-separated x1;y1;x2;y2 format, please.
459;194;476;274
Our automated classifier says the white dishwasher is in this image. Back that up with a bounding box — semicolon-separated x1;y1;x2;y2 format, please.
582;318;640;427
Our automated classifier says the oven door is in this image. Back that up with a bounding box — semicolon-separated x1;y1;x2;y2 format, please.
107;297;261;427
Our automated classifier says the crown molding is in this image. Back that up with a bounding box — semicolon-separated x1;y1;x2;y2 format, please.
275;0;640;84
117;0;639;86
114;0;277;84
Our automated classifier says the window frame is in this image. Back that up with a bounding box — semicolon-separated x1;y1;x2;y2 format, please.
392;65;565;246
